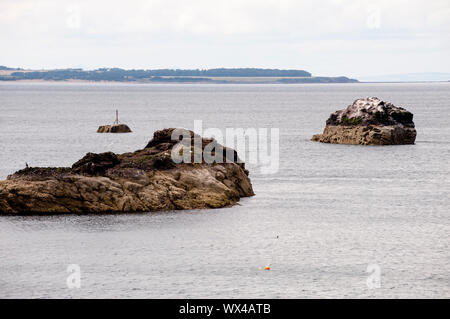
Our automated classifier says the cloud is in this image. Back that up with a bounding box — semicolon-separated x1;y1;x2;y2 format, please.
0;0;449;76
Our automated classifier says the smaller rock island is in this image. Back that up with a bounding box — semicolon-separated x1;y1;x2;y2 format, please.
97;110;132;133
312;97;417;145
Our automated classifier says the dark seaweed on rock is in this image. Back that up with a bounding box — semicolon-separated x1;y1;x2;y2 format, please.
8;167;72;181
325;97;415;127
72;152;120;175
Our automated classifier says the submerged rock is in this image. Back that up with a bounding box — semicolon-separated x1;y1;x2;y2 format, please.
312;97;417;145
97;124;132;133
0;128;254;214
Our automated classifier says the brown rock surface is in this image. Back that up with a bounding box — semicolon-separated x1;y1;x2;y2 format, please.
0;128;254;214
97;124;132;133
312;97;417;145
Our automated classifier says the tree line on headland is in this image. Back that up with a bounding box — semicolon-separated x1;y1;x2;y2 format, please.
0;66;358;83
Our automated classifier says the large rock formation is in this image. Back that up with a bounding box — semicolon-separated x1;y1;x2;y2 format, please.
312;97;417;145
0;128;254;214
97;124;132;133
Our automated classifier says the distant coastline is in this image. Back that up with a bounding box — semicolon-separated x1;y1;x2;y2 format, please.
0;66;358;84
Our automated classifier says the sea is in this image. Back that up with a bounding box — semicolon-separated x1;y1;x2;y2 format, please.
0;82;449;298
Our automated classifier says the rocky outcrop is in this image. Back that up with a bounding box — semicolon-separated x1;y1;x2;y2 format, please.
0;128;254;214
97;124;132;133
312;97;417;145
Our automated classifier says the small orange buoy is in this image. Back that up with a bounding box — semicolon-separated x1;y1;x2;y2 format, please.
265;266;271;270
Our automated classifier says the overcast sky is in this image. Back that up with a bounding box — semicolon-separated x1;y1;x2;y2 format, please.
1;0;449;77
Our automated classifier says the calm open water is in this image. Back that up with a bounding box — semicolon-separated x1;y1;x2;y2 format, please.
0;82;449;298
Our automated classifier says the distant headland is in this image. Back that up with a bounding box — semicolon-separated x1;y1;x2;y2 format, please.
0;66;358;84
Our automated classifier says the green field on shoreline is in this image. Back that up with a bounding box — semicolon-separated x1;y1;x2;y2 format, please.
0;66;358;83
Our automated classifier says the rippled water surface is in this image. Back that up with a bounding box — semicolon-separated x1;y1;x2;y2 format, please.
0;82;449;298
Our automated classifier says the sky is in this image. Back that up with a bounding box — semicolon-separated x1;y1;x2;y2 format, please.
1;0;449;78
